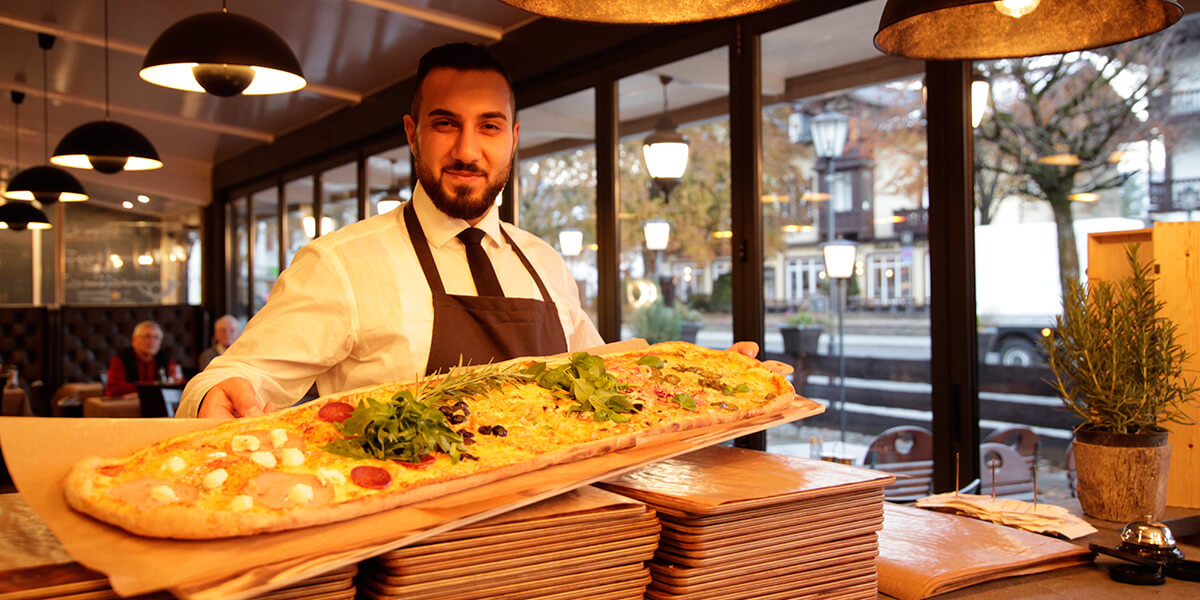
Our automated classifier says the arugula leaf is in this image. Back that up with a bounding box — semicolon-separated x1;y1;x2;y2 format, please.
672;393;698;411
637;355;665;369
527;352;633;423
722;383;751;396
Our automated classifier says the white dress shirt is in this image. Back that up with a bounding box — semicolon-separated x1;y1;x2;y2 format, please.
179;183;602;417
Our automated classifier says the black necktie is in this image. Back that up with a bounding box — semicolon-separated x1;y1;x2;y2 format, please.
457;228;504;296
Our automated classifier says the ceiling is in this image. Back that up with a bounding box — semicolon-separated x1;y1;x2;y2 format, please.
0;0;892;221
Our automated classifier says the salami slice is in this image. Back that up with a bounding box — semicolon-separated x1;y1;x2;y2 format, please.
350;465;392;489
318;402;355;423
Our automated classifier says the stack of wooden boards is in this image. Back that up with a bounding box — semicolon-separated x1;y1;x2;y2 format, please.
0;563;358;600
598;445;895;600
355;487;659;600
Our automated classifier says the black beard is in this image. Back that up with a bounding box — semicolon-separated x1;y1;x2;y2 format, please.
417;157;510;222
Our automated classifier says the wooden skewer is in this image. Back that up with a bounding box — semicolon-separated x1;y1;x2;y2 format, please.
990;459;998;502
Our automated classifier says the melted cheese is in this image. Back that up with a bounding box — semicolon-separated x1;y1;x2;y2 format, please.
250;451;277;468
316;467;345;486
229;495;253;511
269;428;289;449
279;448;305;467
232;434;260;452
288;483;314;504
202;468;229;490
150;485;178;503
163;456;187;474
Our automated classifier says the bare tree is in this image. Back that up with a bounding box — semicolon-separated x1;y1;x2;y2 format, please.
975;33;1173;296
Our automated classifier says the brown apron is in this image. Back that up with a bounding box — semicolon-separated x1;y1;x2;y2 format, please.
405;203;569;374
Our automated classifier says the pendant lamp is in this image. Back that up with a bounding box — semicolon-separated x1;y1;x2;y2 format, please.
875;0;1183;60
495;0;794;23
0;200;52;231
139;1;305;96
641;75;689;203
4;36;87;204
52;0;161;174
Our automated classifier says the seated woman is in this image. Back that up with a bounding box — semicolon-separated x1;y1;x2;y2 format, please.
105;321;179;397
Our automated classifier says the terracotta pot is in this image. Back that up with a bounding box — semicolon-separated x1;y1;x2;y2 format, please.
1073;429;1170;522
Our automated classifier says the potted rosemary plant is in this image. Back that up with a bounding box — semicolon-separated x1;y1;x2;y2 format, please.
1039;244;1199;521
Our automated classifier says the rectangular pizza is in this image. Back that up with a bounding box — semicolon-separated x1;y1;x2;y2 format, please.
64;342;796;539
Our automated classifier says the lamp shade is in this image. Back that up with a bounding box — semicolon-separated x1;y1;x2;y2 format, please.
52;120;162;174
822;240;858;279
642;115;689;182
643;219;671;251
558;228;584;257
0;201;52;231
4;165;88;203
495;0;796;24
875;0;1182;60
811;111;850;160
140;11;306;96
971;74;990;128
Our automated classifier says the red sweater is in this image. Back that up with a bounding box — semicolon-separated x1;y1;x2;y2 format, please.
105;354;178;397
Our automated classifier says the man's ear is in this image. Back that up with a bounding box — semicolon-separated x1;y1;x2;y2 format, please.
403;114;417;148
512;120;520;148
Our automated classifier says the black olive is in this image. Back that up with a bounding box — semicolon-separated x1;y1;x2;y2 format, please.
438;406;454;416
462;453;478;461
460;430;475;438
633;403;644;411
454;401;468;411
492;425;508;437
463;437;476;445
478;425;492;435
450;414;466;424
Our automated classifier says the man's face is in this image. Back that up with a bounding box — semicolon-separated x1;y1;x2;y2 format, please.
404;68;519;223
132;327;163;360
214;320;239;347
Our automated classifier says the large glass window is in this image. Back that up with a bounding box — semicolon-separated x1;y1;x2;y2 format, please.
252;187;280;312
321;162;358;234
284;177;314;267
971;15;1197;500
368;148;410;217
620;48;731;349
517;89;599;327
229;197;249;318
761;2;931;467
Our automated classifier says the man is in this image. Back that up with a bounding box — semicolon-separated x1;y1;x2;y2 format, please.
198;315;242;370
180;43;780;419
106;321;178;397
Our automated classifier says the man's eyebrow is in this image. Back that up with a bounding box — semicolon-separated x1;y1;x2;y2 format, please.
424;108;509;122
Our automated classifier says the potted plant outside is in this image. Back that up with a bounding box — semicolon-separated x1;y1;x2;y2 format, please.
677;305;704;344
631;301;681;345
1039;244;1199;521
780;312;824;357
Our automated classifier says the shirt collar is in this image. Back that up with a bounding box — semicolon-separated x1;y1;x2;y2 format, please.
411;182;503;249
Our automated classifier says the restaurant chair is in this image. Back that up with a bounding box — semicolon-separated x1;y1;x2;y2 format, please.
863;425;934;501
50;382;105;417
983;425;1040;470
979;442;1036;500
83;394;140;418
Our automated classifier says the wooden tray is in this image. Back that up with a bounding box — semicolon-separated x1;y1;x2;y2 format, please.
360;561;649;600
656;517;882;561
647;578;878;600
0;563;356;600
658;494;880;536
375;512;659;570
649;548;876;594
657;488;882;527
659;509;883;547
599;445;892;517
0;395;821;600
646;565;876;600
650;535;877;584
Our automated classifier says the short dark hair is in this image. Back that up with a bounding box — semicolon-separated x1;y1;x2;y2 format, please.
410;43;515;118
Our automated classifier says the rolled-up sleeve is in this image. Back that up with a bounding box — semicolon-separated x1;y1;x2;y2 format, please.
178;244;359;417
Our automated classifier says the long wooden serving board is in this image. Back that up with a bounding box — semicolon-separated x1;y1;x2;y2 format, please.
0;394;820;600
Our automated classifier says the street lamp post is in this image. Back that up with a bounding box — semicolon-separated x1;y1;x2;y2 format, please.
810;110;849;245
823;239;857;453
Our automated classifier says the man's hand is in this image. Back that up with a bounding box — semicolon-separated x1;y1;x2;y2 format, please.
726;341;794;376
197;377;277;418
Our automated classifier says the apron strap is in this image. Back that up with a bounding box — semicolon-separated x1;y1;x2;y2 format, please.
404;202;446;295
500;227;554;303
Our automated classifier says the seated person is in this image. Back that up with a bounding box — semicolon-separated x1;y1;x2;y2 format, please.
199;315;242;371
105;321;179;397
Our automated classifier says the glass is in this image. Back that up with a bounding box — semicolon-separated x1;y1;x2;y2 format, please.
761;5;931;467
284;177;314;267
229;197;249;318
252;187;280;313
368;147;411;217
60;202;198;305
971;14;1196;498
517;88;599;328
321;161;358;234
619;47;730;349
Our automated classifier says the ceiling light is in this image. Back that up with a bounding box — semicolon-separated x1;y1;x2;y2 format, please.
137;194;150;203
1071;192;1099;202
642;75;688;203
122;200;134;209
137;254;154;266
781;224;802;233
711;230;733;239
802;191;831;202
875;0;1183;60
971;73;990;128
494;0;796;23
0;201;52;231
109;254;124;268
5;36;87;204
140;5;305;96
1036;152;1081;166
52;0;161;174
